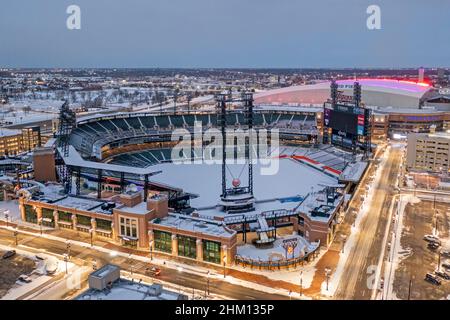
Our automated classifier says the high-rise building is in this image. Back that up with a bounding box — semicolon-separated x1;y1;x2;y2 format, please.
418;67;425;83
21;126;41;152
0;129;22;156
406;132;450;173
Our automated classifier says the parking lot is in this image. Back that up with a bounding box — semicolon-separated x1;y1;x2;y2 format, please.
392;200;450;300
0;249;36;298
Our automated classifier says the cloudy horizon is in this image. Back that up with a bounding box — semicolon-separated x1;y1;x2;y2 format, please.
1;0;449;68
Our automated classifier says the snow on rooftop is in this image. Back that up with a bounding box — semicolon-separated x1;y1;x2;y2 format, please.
152;213;235;238
340;161;368;182
58;145;161;176
53;196;103;211
77;279;184;300
296;191;342;223
116;202;150;215
196;198;300;220
0;128;21;137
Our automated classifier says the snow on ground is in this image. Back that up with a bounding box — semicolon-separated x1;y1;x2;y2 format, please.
384;194;420;300
237;235;312;261
320;146;390;297
0;224;306;299
0;243;74;300
0;200;22;222
239;246;328;291
151;158;337;208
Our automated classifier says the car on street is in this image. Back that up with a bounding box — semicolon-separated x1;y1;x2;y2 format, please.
423;235;440;244
428;242;440;250
442;263;450;270
441;250;450;258
425;273;441;285
2;250;16;259
435;270;450;280
45;258;59;275
146;267;161;277
18;275;32;283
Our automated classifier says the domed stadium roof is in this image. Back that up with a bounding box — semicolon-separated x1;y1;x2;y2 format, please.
255;79;434;108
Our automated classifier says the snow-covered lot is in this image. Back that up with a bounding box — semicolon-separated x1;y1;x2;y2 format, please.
151;158;337;208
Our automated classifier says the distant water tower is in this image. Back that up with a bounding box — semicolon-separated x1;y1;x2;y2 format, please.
418;67;425;83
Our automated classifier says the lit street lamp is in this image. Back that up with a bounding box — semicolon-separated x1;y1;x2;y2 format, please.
177;266;184;293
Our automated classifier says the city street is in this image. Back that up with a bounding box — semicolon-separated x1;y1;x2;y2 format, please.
0;228;288;300
334;144;403;299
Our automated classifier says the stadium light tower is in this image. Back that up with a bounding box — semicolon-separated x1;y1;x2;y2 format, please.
215;92;255;214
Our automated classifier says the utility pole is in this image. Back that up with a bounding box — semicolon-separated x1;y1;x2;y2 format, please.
437;250;441;271
407;276;413;300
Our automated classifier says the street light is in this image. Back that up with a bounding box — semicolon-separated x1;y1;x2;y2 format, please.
341;235;347;254
223;255;227;279
325;267;331;291
299;271;303;297
63;253;68;274
129;253;134;277
13;228;18;246
89;228;94;247
177;266;183;293
407;275;414;300
437;250;442;272
5;210;9;228
38;217;43;235
205;270;210;298
66;240;71;259
149;240;153;261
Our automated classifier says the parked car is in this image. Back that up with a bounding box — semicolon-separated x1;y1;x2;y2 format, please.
35;254;46;261
45;258;59;275
18;275;32;283
442;263;450;270
146;267;161;277
441;250;450;258
423;235;440;244
425;273;441;285
428;242;440;250
435;270;450;280
2;250;16;259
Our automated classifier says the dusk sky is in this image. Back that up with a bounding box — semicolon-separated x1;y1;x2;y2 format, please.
1;0;449;68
